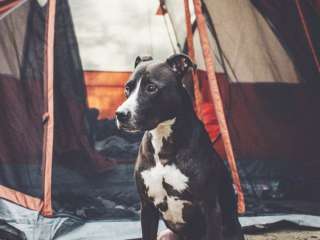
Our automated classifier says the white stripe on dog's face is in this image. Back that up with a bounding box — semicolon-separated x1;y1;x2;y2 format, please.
117;78;141;119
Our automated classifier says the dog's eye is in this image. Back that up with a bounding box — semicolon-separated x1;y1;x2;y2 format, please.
146;83;158;94
124;86;130;97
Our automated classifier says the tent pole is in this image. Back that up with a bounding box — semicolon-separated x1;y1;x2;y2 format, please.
192;0;245;214
42;0;56;216
183;0;202;118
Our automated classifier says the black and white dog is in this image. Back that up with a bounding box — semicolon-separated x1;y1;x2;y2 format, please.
116;54;243;240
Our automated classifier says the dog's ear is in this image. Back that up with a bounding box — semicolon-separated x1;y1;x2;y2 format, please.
166;53;196;77
134;56;153;68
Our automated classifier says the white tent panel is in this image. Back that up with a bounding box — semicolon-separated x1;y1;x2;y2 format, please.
193;28;224;72
203;0;299;83
165;0;299;83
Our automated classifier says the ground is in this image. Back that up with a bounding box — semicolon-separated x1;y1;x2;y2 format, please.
246;230;320;240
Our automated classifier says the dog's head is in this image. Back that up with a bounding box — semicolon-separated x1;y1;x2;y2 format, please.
115;53;195;132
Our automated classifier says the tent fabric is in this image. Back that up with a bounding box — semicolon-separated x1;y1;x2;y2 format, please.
0;0;114;215
1;0;320;238
0;0;21;16
1;198;320;239
50;0;116;216
165;0;320;216
184;0;229;195
250;0;320;81
203;0;300;84
184;0;202;117
51;0;111;172
192;0;245;213
203;0;320;215
0;0;45;205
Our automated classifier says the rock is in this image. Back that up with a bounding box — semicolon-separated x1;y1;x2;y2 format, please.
95;118;143;143
128;207;138;213
115;205;125;210
75;209;86;218
95;136;139;162
97;197;116;209
0;220;27;240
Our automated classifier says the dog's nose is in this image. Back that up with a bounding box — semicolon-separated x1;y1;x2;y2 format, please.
116;110;131;123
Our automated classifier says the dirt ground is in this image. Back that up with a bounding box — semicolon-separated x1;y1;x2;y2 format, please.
246;230;320;240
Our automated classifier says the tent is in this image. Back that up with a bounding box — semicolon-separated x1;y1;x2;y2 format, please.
0;0;319;239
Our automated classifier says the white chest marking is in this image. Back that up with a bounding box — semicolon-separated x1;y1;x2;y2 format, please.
142;119;190;224
141;163;190;223
149;118;175;163
163;197;191;224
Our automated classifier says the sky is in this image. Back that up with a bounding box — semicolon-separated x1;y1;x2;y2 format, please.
69;0;179;71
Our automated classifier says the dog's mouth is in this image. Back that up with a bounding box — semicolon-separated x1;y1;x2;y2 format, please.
115;119;141;133
120;126;141;133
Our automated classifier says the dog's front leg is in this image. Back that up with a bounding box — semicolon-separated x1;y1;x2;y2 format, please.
203;200;223;240
141;200;160;240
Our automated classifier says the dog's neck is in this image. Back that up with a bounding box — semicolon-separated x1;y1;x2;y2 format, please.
148;90;198;165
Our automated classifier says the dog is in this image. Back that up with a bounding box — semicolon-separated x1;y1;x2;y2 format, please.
116;54;244;240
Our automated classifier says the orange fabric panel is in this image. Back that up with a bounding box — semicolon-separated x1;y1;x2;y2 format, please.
193;0;245;214
84;71;130;119
84;71;130;86
197;70;227;159
201;101;228;160
184;0;226;161
201;103;220;140
0;185;43;211
213;136;227;161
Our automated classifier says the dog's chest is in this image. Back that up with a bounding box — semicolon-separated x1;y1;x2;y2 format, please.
141;163;191;224
139;119;194;224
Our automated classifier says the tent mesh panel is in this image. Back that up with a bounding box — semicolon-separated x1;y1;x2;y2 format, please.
0;0;45;198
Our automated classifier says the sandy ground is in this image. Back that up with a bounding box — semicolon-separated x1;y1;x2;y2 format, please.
246;230;320;240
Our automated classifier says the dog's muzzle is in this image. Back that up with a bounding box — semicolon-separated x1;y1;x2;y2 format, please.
115;110;131;124
115;110;140;132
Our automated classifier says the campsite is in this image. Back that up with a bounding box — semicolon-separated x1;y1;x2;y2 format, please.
0;0;319;239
